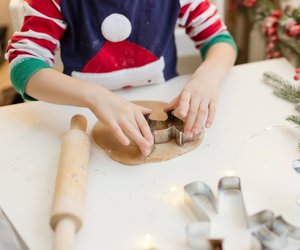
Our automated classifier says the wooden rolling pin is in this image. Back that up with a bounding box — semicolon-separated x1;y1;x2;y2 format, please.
50;114;90;250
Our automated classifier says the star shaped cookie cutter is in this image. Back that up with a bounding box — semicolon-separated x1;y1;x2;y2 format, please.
184;176;300;250
145;111;196;146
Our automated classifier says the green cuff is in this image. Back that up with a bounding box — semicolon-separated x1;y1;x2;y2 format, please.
10;58;51;101
200;33;238;60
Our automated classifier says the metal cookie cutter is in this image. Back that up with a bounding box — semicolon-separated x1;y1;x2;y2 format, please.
145;111;196;146
0;206;29;250
253;215;300;250
293;159;300;174
184;176;300;250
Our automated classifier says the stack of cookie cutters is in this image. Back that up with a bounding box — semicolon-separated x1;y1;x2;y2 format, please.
184;176;300;250
145;111;199;146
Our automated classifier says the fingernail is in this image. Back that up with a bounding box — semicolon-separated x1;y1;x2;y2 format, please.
142;149;149;156
124;138;130;145
144;145;151;156
149;144;155;155
193;128;199;134
145;147;153;156
184;131;192;138
196;129;203;135
150;137;154;145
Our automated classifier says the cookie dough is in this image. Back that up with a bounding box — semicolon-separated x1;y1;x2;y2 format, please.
92;101;204;165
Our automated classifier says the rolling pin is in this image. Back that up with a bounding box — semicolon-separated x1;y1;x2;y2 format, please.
50;114;90;250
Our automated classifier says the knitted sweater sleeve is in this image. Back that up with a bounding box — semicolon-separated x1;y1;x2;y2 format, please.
5;0;66;100
178;0;237;59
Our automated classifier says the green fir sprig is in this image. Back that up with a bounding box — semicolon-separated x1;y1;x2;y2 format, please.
287;115;300;128
289;7;300;24
263;71;300;103
263;71;300;146
287;115;300;147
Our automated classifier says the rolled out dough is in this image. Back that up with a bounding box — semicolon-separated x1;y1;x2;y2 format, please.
92;101;204;165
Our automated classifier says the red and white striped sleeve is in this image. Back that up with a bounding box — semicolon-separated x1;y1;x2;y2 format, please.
5;0;66;66
178;0;228;49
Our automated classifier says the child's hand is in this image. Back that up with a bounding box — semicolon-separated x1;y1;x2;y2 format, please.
90;88;154;156
165;71;219;137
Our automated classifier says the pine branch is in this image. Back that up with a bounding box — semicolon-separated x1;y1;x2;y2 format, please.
295;103;300;112
286;115;300;147
274;88;300;103
263;71;298;90
263;71;300;103
286;115;300;128
263;71;287;88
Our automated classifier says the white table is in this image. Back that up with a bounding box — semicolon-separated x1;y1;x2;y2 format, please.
0;58;299;250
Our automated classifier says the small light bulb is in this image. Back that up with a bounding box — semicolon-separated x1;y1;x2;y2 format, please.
145;233;152;242
143;233;154;250
297;194;300;206
224;169;236;176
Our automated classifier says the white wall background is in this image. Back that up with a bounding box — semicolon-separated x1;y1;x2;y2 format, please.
281;0;300;8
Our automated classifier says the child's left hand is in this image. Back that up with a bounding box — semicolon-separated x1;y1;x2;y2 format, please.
165;69;220;137
165;42;236;137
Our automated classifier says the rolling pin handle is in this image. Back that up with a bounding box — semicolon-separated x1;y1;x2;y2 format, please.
53;218;75;250
70;114;87;132
51;114;90;250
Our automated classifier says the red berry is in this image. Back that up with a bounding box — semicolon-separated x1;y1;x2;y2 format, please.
271;10;282;18
269;35;279;42
285;18;297;30
296;68;300;73
264;17;278;29
286;30;292;37
289;25;300;36
267;53;273;59
273;51;281;58
268;42;275;50
294;74;299;81
242;0;255;8
229;0;237;10
267;27;276;36
244;2;251;8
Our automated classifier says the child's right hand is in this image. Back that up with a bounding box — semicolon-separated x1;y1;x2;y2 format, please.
25;68;154;156
89;86;154;156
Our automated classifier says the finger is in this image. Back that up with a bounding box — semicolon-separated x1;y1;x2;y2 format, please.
164;96;179;112
193;99;210;134
176;90;191;118
135;111;154;145
184;97;201;136
205;100;217;128
137;105;152;115
108;121;130;146
121;119;152;156
129;113;140;131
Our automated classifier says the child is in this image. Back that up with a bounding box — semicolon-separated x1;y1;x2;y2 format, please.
6;0;237;156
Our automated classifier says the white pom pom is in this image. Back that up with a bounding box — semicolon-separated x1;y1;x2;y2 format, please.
101;14;132;42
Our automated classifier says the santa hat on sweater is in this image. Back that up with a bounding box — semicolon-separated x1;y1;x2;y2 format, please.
82;13;158;73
